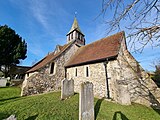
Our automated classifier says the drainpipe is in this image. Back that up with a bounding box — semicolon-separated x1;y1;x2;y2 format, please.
103;58;110;99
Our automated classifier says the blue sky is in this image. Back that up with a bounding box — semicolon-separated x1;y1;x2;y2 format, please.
0;0;159;71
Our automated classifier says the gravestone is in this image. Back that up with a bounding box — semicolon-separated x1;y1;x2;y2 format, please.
79;81;94;120
0;78;7;87
118;85;131;105
61;78;74;100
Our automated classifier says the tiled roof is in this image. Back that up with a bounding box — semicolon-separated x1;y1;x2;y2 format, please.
65;31;124;67
27;41;74;73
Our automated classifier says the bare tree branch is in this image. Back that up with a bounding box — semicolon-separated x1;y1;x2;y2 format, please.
101;0;160;52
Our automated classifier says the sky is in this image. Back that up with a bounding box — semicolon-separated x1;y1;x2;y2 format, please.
0;0;159;71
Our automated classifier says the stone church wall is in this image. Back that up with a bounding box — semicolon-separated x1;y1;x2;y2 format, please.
21;43;79;96
66;59;125;101
106;37;160;107
67;37;160;107
107;37;160;106
116;49;160;107
67;63;107;98
67;49;160;107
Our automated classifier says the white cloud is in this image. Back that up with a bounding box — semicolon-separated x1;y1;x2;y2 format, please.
28;1;52;34
7;0;72;57
27;1;71;38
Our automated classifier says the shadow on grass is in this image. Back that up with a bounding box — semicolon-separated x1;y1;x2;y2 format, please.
0;96;29;106
0;113;9;120
25;114;38;120
94;98;104;120
112;111;129;120
0;96;20;102
149;91;160;115
153;108;160;115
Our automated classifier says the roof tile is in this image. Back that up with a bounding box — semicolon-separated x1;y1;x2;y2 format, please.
65;31;124;67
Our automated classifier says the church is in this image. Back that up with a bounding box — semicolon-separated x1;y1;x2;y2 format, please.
21;17;160;107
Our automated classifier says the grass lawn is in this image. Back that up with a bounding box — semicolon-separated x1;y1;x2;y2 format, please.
0;87;160;120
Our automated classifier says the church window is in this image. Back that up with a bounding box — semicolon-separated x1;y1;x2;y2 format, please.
76;32;78;38
71;33;73;39
86;66;89;77
67;73;69;79
50;62;55;74
80;35;82;40
68;35;70;41
78;33;80;39
75;68;77;77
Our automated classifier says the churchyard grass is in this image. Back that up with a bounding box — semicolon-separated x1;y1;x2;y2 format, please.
0;87;160;120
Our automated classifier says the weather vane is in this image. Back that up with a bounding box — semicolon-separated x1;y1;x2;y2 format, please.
75;11;77;18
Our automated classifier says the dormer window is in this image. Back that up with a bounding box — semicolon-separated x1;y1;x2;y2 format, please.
54;45;61;55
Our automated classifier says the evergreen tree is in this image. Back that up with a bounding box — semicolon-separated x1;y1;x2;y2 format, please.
0;25;27;77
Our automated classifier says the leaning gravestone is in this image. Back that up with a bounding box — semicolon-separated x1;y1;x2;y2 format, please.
61;78;74;100
79;81;94;120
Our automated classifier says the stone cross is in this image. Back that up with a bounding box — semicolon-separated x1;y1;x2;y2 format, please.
61;78;74;100
79;81;94;120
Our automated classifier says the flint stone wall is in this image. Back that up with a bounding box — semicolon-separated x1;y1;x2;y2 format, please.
67;63;107;98
21;43;79;96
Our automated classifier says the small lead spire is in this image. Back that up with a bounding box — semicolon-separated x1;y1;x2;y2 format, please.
67;15;83;35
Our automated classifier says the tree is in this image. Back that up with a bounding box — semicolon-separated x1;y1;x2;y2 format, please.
100;0;160;52
152;61;160;87
0;25;27;77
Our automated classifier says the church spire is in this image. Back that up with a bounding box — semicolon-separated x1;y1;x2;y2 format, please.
66;17;85;45
67;17;83;35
